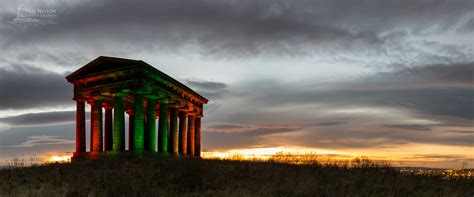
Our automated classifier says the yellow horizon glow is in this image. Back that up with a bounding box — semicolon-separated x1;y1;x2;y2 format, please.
202;146;354;160
35;144;472;169
202;145;474;168
44;154;71;163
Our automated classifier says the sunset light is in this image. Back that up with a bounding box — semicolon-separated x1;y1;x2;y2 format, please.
202;146;353;161
46;154;71;163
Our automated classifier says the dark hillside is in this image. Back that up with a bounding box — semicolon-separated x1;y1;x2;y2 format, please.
0;157;472;196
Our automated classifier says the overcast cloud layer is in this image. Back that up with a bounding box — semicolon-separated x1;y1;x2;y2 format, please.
0;0;472;168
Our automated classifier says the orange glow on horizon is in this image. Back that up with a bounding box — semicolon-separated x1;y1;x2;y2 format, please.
44;153;72;163
202;145;474;169
202;146;354;160
34;144;472;169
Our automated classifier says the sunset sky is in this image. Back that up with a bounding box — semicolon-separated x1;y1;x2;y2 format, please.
0;0;472;168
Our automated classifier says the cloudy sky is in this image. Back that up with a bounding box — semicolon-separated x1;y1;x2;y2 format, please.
0;0;472;168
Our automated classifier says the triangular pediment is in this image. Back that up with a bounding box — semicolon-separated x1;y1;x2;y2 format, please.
66;56;145;81
66;56;208;103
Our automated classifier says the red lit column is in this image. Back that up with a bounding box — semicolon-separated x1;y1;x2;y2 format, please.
194;116;201;157
187;114;195;156
178;111;187;155
169;107;178;154
104;105;113;151
75;99;86;153
127;110;135;151
89;99;103;152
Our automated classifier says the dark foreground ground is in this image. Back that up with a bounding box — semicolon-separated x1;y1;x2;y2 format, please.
0;157;473;196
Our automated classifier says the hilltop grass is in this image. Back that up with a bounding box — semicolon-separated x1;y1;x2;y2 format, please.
0;156;473;196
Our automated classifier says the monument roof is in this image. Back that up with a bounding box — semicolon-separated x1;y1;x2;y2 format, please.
66;56;208;103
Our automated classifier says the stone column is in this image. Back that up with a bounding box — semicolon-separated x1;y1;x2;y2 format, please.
75;99;86;153
187;114;195;156
158;100;169;153
194;116;202;157
104;105;113;151
146;97;157;152
144;114;149;151
89;99;103;152
133;94;145;151
169;107;178;154
178;111;187;155
113;95;125;151
127;110;135;150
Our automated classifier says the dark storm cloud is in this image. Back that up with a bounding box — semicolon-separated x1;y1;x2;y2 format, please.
185;79;227;90
184;79;228;99
293;126;474;149
223;86;474;121
1;0;380;56
14;50;90;69
0;64;71;110
445;130;474;134
328;63;474;119
0;123;76;147
228;62;474;120
0;135;74;148
311;122;346;126
240;127;302;137
203;125;302;150
204;124;301;135
204;122;251;132
3;0;471;58
208;104;473;150
383;124;431;131
203;131;261;150
0;111;79;126
355;62;474;89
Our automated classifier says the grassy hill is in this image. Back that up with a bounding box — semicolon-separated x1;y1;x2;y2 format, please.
0;156;473;196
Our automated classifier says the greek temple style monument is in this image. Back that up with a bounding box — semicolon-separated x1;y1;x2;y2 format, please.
66;56;208;161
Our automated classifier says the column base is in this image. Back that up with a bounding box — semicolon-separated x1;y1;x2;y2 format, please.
71;151;195;162
72;151;107;162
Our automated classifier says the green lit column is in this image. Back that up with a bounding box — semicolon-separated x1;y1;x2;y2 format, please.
133;94;145;151
187;114;195;156
113;95;125;152
169;107;178;154
146;97;157;152
178;111;187;155
158;100;169;153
